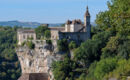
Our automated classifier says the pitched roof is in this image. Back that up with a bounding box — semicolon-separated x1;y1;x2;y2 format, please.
66;19;82;25
49;27;65;31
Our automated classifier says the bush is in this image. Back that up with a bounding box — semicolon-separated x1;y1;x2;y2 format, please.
26;41;35;49
94;58;117;80
44;30;51;39
21;41;26;46
57;39;68;52
0;26;21;80
35;25;50;39
69;41;77;50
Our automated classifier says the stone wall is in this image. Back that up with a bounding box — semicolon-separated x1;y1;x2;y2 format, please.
16;41;51;73
17;29;36;45
50;30;59;40
59;32;89;43
70;24;83;32
16;40;64;80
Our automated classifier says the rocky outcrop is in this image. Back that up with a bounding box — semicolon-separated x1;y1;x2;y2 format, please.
16;40;63;80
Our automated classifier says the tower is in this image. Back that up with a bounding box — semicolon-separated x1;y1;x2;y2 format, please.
84;6;91;38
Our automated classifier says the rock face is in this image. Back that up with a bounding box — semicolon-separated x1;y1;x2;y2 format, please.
16;40;63;80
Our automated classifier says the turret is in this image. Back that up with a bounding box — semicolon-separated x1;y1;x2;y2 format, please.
84;6;91;38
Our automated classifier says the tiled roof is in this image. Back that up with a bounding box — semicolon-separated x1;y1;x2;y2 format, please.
49;27;65;31
66;19;82;25
66;20;72;25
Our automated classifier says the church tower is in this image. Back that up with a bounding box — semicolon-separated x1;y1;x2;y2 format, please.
84;6;91;39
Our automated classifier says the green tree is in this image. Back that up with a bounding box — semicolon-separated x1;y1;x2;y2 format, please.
52;0;130;79
26;41;35;49
35;25;49;39
69;41;77;50
44;30;51;39
57;39;68;52
0;26;21;80
94;58;117;80
52;54;71;80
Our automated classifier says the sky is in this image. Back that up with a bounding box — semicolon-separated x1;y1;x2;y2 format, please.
0;0;110;23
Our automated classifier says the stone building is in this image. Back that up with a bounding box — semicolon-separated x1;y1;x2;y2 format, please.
17;6;91;44
65;19;84;32
49;6;91;42
49;27;65;40
17;29;36;45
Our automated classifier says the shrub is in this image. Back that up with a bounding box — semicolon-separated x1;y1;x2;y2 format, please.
57;39;68;52
26;41;35;49
21;41;26;46
94;58;117;80
35;25;50;39
69;41;77;50
44;30;51;39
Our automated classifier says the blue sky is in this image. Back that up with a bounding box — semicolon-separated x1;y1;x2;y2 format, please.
0;0;110;23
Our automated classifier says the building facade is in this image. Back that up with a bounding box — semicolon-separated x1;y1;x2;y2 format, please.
49;6;91;43
17;29;36;45
65;19;84;32
17;6;91;45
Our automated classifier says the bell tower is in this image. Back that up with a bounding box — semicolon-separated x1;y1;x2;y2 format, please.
84;6;91;38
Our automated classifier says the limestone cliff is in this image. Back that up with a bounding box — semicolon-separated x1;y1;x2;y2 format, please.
16;40;63;80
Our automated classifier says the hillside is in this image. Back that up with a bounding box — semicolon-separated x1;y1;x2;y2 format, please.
0;20;96;28
0;21;40;28
0;20;63;28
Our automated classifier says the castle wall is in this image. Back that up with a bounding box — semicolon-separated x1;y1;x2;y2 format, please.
65;24;70;32
71;24;83;32
50;30;59;40
58;32;88;43
66;24;83;32
17;29;36;45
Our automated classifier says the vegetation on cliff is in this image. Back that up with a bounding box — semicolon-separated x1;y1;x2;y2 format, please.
0;26;21;80
35;25;51;39
52;0;130;80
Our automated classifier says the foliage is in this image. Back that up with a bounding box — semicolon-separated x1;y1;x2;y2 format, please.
57;39;68;52
68;41;77;50
52;0;130;79
101;35;130;59
21;41;26;46
26;41;35;49
0;26;21;80
74;30;114;66
106;59;130;79
35;25;50;39
52;54;77;80
44;30;51;39
94;58;117;80
85;0;130;79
